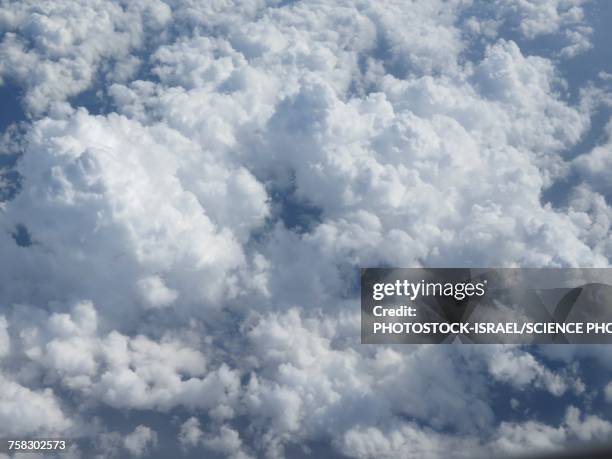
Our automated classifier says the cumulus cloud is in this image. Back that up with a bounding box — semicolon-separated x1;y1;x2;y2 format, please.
202;425;253;459
4;301;240;414
462;0;593;58
337;422;480;459
178;417;203;450
573;120;612;196
487;346;585;396
136;275;179;309
493;406;612;455
0;108;270;323
123;425;158;457
0;375;71;436
0;316;9;358
0;0;610;458
0;0;172;114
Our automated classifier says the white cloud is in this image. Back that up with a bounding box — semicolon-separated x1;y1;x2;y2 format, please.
7;301;240;412
0;0;171;114
0;109;270;321
0;375;72;436
604;381;612;403
337;423;479;459
178;417;203;450
573;120;612;196
463;0;592;55
0;0;610;457
240;308;589;456
493;406;612;455
136;275;179;309
501;0;588;40
123;425;158;457
487;346;584;396
202;425;253;459
0;316;9;358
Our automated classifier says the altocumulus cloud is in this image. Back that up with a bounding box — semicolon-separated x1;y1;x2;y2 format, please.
1;0;612;458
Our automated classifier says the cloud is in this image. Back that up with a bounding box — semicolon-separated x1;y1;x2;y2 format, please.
0;375;72;436
0;0;172;114
240;308;586;456
337;422;479;459
462;0;593;58
178;417;203;450
123;425;158;458
0;0;610;458
5;301;240;413
0;108;270;322
604;381;612;402
136;275;179;309
202;425;253;459
178;417;253;458
487;346;585;396
0;316;9;358
493;406;612;455
573;120;612;196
